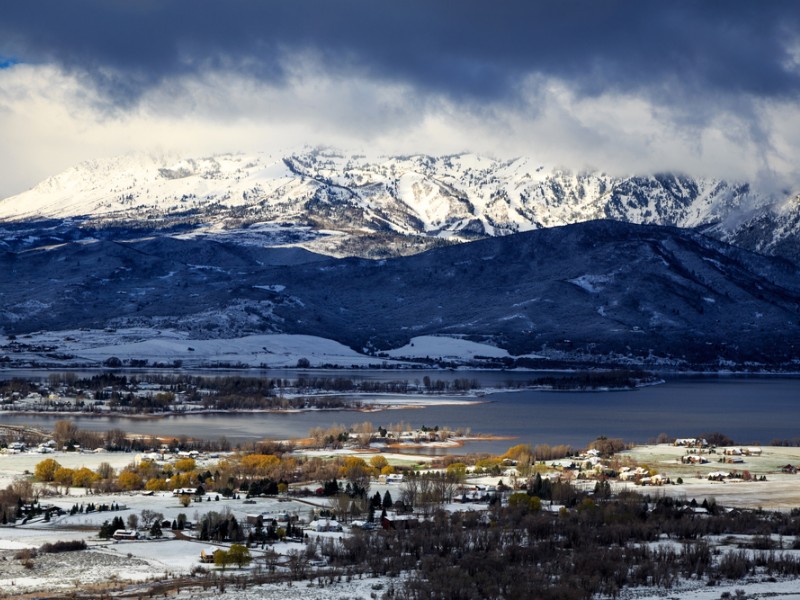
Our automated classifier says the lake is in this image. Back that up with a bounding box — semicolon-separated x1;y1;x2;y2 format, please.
1;372;799;454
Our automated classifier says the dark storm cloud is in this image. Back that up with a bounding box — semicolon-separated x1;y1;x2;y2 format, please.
2;0;799;108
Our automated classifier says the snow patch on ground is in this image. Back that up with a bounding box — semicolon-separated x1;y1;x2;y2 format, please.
569;274;612;293
253;284;286;292
170;575;407;600
10;328;403;368
385;335;510;360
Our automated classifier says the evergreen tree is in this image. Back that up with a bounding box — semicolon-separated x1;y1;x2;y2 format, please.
228;516;241;542
150;521;162;538
99;520;113;539
382;490;393;509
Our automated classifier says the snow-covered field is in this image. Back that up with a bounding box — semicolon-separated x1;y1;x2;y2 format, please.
0;451;136;490
168;575;408;600
3;329;517;368
385;335;510;360
618;444;800;510
6;328;401;368
4;446;800;597
0;463;332;597
164;576;800;600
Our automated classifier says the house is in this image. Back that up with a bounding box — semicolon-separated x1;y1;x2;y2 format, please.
681;454;708;464
674;438;708;448
707;471;730;481
618;467;650;481
307;519;342;533
246;511;291;526
112;529;138;540
455;489;493;503
385;473;404;484
780;464;798;474
381;513;419;530
200;548;222;563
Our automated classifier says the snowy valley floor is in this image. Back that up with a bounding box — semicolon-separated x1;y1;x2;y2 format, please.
3;446;800;597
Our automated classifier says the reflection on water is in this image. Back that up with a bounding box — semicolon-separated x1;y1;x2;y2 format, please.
1;373;798;455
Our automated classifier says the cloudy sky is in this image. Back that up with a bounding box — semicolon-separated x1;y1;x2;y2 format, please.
1;1;799;198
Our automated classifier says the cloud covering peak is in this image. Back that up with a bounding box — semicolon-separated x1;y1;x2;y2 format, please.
1;1;799;197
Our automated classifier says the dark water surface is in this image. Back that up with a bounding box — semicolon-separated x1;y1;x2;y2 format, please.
1;373;798;454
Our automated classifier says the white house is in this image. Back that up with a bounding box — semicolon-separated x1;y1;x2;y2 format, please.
307;519;342;532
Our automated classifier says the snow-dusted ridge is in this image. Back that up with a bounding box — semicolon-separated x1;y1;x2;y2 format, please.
1;149;798;261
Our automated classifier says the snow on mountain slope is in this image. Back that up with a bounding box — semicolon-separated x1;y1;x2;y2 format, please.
0;149;796;261
0;153;306;221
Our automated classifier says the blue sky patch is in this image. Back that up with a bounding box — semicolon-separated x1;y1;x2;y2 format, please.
0;56;20;69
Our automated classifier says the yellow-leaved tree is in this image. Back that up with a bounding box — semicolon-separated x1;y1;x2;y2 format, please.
53;467;75;487
117;470;142;491
72;467;100;487
174;458;196;473
240;454;280;476
34;458;61;482
369;455;389;471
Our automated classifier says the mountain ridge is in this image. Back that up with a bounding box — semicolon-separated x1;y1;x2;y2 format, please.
1;219;798;369
1;149;798;262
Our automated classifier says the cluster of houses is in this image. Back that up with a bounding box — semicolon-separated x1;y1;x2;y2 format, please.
680;446;763;466
2;440;58;454
1;391;88;411
674;438;709;448
722;447;762;457
134;448;223;473
454;483;503;503
0;382;202;414
618;467;669;486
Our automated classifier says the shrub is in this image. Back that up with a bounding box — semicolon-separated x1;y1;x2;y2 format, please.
40;540;87;553
14;548;37;560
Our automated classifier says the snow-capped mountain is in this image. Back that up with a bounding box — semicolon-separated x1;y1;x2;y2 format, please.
1;149;797;261
1;150;799;369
